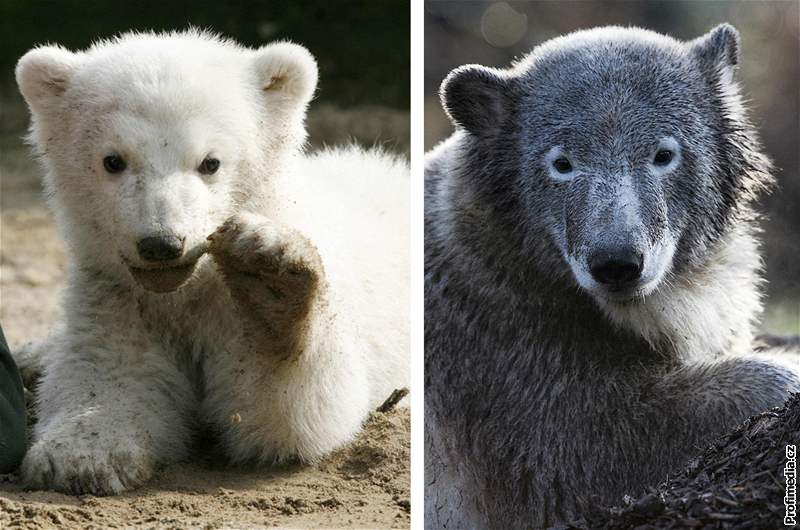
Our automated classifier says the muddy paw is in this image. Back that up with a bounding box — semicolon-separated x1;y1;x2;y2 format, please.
207;213;323;341
208;212;322;280
22;437;153;495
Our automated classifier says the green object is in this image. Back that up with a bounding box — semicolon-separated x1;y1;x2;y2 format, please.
0;325;26;472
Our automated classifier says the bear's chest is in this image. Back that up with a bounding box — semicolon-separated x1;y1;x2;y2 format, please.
135;267;240;370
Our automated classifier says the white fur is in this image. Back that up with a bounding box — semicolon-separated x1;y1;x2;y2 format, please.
599;224;762;361
15;30;408;494
618;171;643;228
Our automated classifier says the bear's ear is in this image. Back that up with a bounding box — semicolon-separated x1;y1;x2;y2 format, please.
16;46;78;114
440;65;511;135
251;42;318;108
689;23;740;81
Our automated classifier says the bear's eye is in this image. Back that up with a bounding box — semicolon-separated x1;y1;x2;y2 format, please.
653;150;673;166
103;155;127;174
552;157;573;174
198;157;220;175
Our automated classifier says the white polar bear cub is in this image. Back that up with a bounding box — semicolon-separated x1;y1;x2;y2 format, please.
15;30;409;495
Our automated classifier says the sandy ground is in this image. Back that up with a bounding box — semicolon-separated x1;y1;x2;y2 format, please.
0;406;410;529
0;119;410;528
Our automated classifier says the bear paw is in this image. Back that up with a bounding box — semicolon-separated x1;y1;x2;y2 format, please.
208;212;323;281
208;213;324;351
21;437;153;495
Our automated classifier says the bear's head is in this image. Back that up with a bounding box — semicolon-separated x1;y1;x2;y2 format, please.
16;30;317;292
440;24;771;306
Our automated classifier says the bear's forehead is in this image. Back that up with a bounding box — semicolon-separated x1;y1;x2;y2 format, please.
510;38;717;151
77;54;244;91
67;53;252;123
528;40;690;88
71;34;250;100
514;37;706;129
512;27;698;94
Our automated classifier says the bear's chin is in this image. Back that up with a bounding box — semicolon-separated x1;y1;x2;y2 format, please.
129;263;197;293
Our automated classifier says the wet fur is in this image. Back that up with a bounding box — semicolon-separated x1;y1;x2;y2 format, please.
425;25;799;528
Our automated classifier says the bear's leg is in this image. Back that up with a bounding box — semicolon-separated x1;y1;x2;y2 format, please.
654;355;800;426
425;416;487;530
565;356;800;515
21;327;195;495
204;212;369;464
560;355;800;515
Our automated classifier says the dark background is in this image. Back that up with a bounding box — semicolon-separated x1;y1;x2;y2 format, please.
0;0;410;151
425;0;799;334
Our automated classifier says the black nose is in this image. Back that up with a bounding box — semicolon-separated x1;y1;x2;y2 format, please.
137;236;185;262
589;248;644;286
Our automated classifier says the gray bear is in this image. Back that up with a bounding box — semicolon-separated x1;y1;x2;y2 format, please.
425;24;799;529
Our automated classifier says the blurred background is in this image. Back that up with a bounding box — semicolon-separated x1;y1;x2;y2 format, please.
0;0;408;347
0;0;409;156
425;0;799;335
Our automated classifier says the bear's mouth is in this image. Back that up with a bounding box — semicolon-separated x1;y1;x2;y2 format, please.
128;261;198;293
593;285;647;304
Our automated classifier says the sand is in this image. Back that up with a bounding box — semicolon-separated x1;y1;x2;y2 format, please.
0;405;410;529
0;167;410;528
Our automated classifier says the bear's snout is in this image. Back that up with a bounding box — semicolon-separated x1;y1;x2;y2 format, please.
137;235;185;262
588;246;644;287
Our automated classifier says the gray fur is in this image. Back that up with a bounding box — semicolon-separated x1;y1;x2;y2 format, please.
425;25;799;529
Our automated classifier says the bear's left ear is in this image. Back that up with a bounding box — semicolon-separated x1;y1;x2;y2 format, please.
251;42;318;108
689;23;740;81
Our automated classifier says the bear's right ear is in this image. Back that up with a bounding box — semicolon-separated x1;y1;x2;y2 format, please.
689;23;740;82
251;42;318;109
440;65;511;135
16;46;77;114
